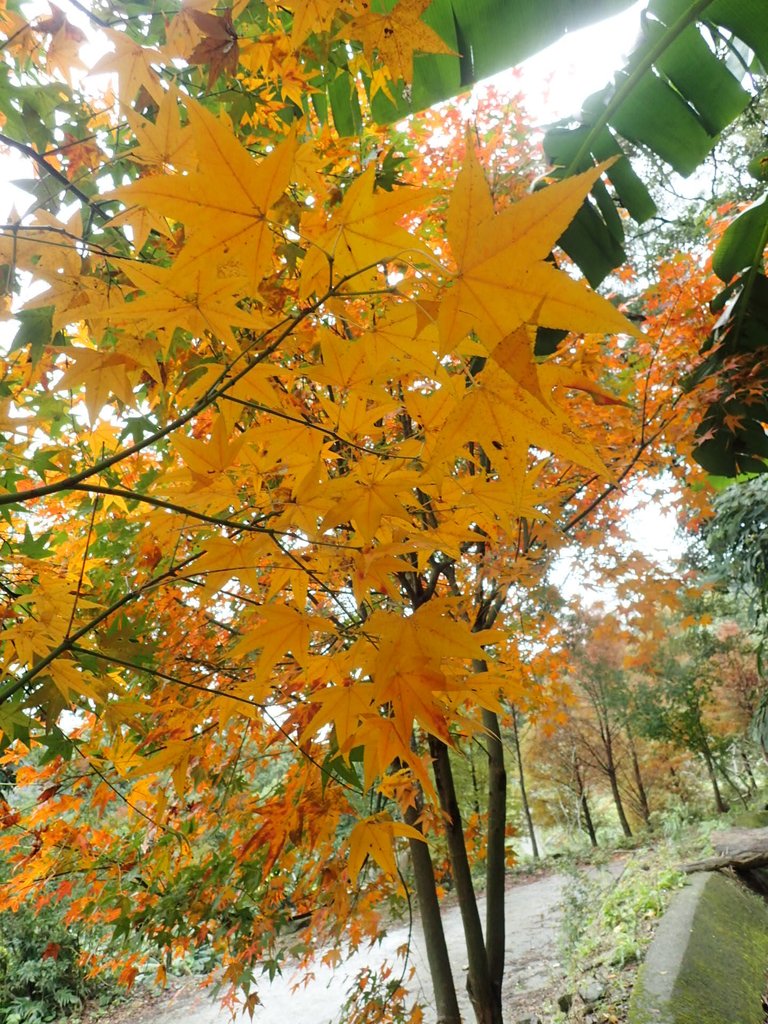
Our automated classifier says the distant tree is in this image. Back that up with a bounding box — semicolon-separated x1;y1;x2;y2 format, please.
633;619;760;814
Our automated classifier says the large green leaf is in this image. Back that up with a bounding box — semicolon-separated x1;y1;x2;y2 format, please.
712;193;768;283
539;0;757;288
328;0;637;129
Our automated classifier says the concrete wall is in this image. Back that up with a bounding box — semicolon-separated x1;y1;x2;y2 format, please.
628;872;768;1024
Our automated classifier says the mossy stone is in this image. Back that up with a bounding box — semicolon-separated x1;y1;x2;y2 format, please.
731;809;768;829
628;873;768;1024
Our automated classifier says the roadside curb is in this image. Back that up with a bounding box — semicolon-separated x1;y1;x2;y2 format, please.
628;871;768;1024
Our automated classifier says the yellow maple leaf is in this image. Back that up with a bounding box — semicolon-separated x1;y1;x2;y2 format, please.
89;27;163;104
345;0;455;84
300;166;434;297
350;544;413;606
348;814;424;884
125;96;197;172
182;536;272;603
53;346;141;424
109;94;297;286
439;147;638;351
233;604;316;683
172;415;247;478
301;682;375;749
281;0;357;47
320;456;418;543
106;205;173;256
428;360;610;478
89;255;261;348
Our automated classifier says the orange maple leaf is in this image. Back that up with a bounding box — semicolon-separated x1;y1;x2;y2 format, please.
439;147;638;351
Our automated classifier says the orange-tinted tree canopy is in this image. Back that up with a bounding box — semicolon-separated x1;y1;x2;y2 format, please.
0;0;716;1009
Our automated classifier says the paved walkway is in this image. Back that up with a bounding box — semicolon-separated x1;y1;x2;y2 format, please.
149;871;572;1024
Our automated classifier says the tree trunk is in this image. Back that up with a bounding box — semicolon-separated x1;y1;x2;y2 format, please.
511;705;539;860
429;736;501;1024
607;767;633;838
701;742;729;814
574;761;598;847
626;727;651;826
599;714;632;838
469;742;481;816
481;707;507;1006
715;755;749;808
741;747;758;796
404;802;461;1024
472;625;506;1010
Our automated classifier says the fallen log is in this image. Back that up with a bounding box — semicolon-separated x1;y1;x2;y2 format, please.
681;827;768;874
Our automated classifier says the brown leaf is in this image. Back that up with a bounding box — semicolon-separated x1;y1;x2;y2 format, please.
188;8;239;88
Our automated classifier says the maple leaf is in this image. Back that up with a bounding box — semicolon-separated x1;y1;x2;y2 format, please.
89;27;163;104
301;682;375;750
181;536;272;603
172;415;247;478
60;132;102;177
232;604;317;684
348;814;423;884
106;205;173;256
439;147;638;351
300;167;434;297
320;456;418;544
163;0;214;59
345;0;455;85
82;254;260;349
124;97;197;172
187;9;239;88
282;0;355;47
53;346;141;424
44;19;86;84
109;94;297;286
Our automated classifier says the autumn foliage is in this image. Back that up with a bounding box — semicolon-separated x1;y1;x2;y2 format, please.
0;0;724;1018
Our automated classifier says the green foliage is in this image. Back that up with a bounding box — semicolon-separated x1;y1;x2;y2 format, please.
0;902;115;1024
560;849;685;974
706;476;768;611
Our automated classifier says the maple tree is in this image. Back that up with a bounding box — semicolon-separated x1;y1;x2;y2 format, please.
0;1;737;1022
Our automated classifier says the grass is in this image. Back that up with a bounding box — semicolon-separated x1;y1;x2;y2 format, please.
547;811;752;1022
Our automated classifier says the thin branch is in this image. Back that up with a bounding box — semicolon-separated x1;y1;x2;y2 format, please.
0;133;110;219
65;497;98;639
0;552;200;706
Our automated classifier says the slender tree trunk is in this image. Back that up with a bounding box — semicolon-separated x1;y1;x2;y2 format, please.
715;755;749;808
600;721;632;837
701;742;729;814
626;727;651;826
511;705;539;860
472;658;506;1007
741;747;758;796
607;767;633;838
404;802;461;1024
574;761;598;847
469;742;481;816
481;707;506;1006
429;736;501;1024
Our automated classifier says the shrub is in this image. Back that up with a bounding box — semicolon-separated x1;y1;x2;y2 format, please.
0;902;113;1024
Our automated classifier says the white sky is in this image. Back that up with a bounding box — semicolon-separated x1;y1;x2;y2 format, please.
515;1;646;123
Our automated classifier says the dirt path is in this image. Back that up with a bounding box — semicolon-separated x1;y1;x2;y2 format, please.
103;868;605;1024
